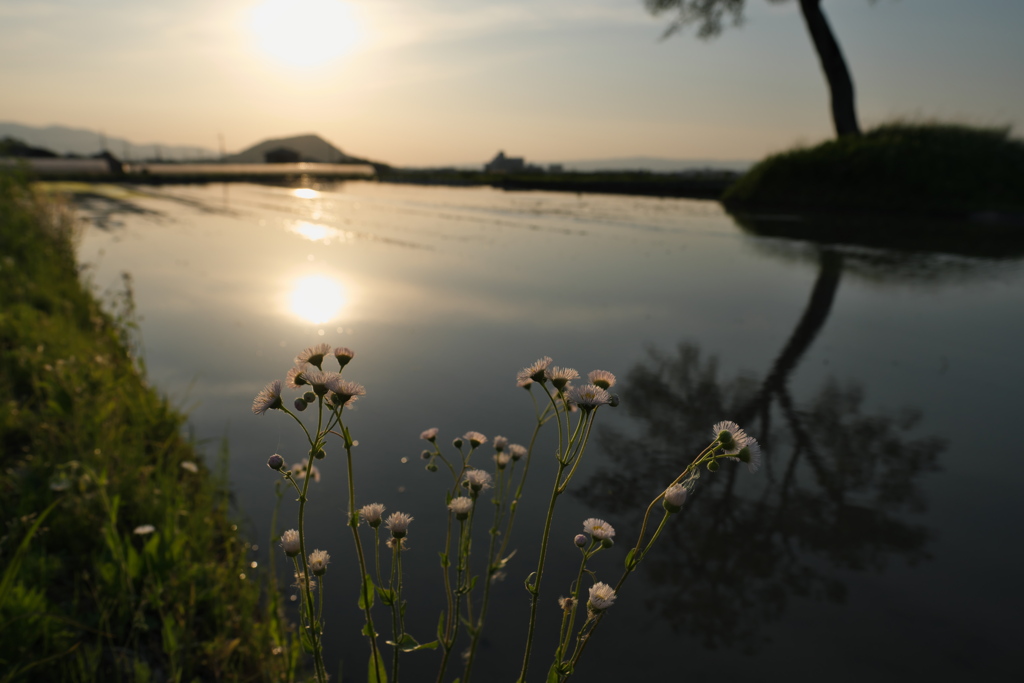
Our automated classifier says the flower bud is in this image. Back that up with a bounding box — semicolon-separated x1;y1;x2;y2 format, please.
663;484;688;513
601;537;614;549
313;448;326;460
309;549;330;576
707;459;720;472
426;462;438;472
294;397;307;411
267;454;285;470
420;450;432;460
574;534;588;547
303;391;316;403
453;437;464;449
280;529;300;557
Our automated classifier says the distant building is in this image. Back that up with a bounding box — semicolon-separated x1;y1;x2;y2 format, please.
485;150;525;173
265;147;301;163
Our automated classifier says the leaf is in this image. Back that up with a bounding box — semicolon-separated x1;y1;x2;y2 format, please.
0;500;58;609
624;548;637;570
367;651;388;683
405;639;439;653
358;574;376;610
375;586;396;605
436;610;447;643
125;544;141;580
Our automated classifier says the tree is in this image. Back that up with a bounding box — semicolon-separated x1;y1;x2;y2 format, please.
646;0;862;137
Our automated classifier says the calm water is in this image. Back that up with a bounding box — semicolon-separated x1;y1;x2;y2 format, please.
73;181;1024;682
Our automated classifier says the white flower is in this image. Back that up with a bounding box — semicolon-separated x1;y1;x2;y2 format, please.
386;537;408;551
492;435;508;451
293;459;321;482
295;343;332;369
464;469;493;492
494;451;511;469
566;384;612;410
545;366;579;389
180;461;198;473
292;571;316;591
463;431;487;448
252;380;283;415
360;503;386;527
386;512;414;538
587;582;616;611
664;484;688;507
326;377;365;408
582;517;615;541
309;549;330;576
333;346;355;368
281;529;301;556
133;524;156;536
303;369;340;396
712;420;748;454
420;427;439;442
448;497;474;518
587;370;616;390
508;444;527;461
739;437;763;473
286;363;312;389
517;356;552;386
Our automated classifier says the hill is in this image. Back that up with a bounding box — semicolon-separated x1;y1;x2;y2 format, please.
0;122;216;160
224;133;382;166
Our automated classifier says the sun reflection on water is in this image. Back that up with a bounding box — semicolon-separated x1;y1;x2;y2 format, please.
288;220;346;244
292;188;320;200
289;274;347;324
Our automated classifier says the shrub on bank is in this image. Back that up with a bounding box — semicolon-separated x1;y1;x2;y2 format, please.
722;122;1024;215
0;171;291;681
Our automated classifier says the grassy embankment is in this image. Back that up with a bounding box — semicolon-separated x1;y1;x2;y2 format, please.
0;171;294;682
722;122;1024;217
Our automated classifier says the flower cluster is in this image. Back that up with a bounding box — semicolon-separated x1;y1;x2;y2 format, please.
253;344;764;683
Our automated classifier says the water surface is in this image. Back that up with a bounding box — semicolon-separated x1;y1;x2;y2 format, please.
74;181;1024;682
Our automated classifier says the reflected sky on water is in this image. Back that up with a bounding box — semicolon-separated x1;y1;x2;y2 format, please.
73;181;1024;682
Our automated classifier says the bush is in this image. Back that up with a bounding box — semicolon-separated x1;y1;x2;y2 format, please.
722;122;1024;215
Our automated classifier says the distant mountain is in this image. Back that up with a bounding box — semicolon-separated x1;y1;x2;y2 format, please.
544;156;753;173
0;122;216;161
435;155;753;174
224;134;383;167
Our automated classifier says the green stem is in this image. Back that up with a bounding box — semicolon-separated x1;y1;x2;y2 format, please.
390;540;401;682
339;418;384;679
517;458;568;683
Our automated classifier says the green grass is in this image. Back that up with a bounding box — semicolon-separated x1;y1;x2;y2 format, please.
722;122;1024;215
0;170;296;682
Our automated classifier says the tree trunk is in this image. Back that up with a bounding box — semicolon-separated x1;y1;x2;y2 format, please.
798;0;861;137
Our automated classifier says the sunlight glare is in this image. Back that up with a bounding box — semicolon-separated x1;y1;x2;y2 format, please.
289;220;343;243
248;0;362;69
289;274;346;324
292;188;320;199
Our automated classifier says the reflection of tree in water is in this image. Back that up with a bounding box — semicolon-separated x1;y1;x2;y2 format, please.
580;246;946;654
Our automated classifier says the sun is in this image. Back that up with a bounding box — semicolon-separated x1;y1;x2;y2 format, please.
248;0;362;69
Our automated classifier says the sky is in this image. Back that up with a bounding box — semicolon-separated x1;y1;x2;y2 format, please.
2;0;1023;167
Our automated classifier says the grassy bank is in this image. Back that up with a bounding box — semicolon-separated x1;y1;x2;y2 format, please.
722;122;1024;216
0;171;291;681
